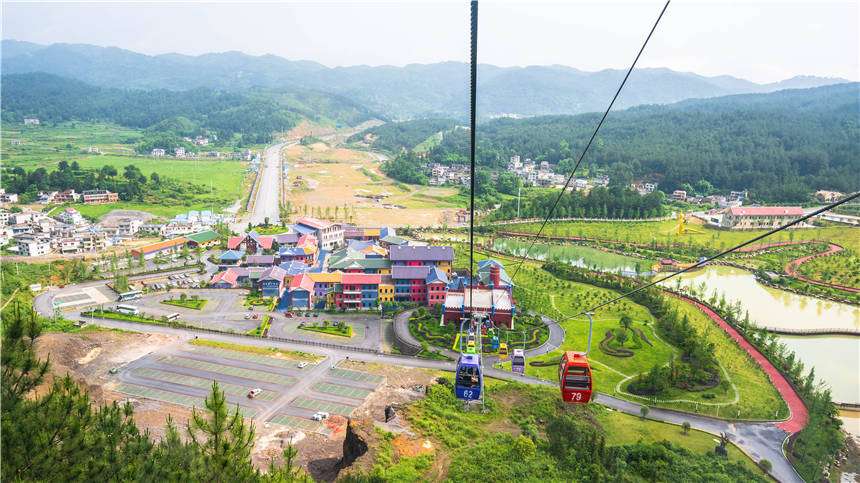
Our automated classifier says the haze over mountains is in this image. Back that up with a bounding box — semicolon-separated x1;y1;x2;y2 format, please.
2;40;849;120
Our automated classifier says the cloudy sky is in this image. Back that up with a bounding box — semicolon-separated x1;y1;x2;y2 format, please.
2;0;858;83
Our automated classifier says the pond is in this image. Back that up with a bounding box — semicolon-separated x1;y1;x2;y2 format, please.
492;239;656;275
662;265;859;404
663;265;859;331
778;336;860;405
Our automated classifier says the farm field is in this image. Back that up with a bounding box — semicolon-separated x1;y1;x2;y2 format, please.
283;143;465;226
502;219;860;252
2;122;254;218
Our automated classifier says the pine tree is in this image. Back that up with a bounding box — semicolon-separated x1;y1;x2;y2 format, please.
187;381;258;482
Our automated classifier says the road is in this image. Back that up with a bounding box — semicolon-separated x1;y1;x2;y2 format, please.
69;315;802;482
36;278;802;482
250;142;290;226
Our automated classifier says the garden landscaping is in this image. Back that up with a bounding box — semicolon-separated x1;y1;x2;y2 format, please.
299;321;353;337
161;296;207;310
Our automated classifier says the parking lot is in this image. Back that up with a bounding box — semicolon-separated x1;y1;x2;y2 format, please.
112;341;383;435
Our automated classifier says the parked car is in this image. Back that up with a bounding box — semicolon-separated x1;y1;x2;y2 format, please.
304;312;311;317
311;411;329;421
285;312;294;318
297;361;308;369
247;388;262;398
253;314;259;319
244;314;251;320
312;313;319;318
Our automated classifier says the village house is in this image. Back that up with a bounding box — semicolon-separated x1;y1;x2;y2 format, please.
82;190;118;204
722;206;804;230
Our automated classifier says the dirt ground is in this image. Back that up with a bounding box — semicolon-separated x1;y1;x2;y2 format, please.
97;209;159;224
34;329;189;439
30;331;443;481
283;144;460;227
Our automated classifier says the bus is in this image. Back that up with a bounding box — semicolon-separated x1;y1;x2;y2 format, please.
116;305;139;315
118;290;143;302
166;313;181;321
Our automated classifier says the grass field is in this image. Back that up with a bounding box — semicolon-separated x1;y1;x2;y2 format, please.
502;219;860;252
796;249;860;289
187;338;324;362
2;122;253;218
593;408;763;474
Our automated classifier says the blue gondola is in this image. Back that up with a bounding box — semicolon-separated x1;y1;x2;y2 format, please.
491;335;500;350
455;353;482;400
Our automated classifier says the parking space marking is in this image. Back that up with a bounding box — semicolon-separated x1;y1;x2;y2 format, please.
133;368;278;401
158;356;297;386
186;345;315;370
290;396;355;416
115;382;258;418
328;368;383;384
311;382;371;399
268;414;321;432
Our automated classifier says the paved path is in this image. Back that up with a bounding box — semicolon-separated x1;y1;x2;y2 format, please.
665;292;809;434
785;242;859;293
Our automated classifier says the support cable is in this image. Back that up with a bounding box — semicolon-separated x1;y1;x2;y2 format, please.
509;0;671;281
557;192;860;323
469;0;479;321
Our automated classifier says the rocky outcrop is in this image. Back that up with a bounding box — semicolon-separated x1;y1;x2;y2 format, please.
338;418;369;470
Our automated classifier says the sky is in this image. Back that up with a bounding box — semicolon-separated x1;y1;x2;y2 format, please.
2;0;858;83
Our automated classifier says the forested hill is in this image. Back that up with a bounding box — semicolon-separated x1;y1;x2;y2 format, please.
2;40;848;120
0;72;380;142
397;83;858;202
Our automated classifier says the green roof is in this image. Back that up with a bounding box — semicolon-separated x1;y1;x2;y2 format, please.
185;230;220;243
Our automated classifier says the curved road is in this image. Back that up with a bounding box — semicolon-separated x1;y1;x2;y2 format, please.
37;284;801;482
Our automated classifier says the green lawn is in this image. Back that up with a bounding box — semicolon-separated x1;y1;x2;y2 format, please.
502;219;860;252
161;298;207;310
593;408;764;475
300;324;352;337
187;338;324;362
449;244;787;420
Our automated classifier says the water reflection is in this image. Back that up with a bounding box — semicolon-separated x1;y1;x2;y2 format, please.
663;266;859;331
492;239;655;275
779;336;860;405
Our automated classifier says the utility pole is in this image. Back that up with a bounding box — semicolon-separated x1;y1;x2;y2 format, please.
516;185;521;219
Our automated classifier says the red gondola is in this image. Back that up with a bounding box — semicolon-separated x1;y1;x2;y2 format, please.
558;351;593;403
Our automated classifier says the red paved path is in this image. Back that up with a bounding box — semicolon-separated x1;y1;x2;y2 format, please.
666;292;809;434
785;243;860;293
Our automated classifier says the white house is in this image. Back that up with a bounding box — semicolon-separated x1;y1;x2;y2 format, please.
151;148;166;157
15;234;51;257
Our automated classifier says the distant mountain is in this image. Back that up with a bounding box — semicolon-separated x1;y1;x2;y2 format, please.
1;39;850;120
0;72;381;140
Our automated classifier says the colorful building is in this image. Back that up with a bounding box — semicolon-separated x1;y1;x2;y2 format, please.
389;245;454;273
341;273;380;309
285;273;315;309
259;266;287;297
392;266;430;304
130;237;187;259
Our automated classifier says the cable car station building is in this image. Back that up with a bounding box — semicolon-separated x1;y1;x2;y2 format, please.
442;260;515;329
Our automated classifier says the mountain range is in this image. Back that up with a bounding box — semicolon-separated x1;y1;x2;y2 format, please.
2;39;849;120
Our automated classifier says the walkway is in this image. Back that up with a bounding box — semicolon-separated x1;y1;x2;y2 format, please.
785;242;859;293
665;292;809;434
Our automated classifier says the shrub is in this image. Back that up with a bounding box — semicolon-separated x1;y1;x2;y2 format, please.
758;459;772;473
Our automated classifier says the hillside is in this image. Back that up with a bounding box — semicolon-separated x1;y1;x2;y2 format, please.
0;73;380;143
372;83;859;202
2;40;849;120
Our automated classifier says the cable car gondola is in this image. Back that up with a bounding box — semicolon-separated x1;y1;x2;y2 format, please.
491;335;500;350
559;351;593;403
498;342;508;360
455;353;482;400
511;349;525;373
558;312;595;403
